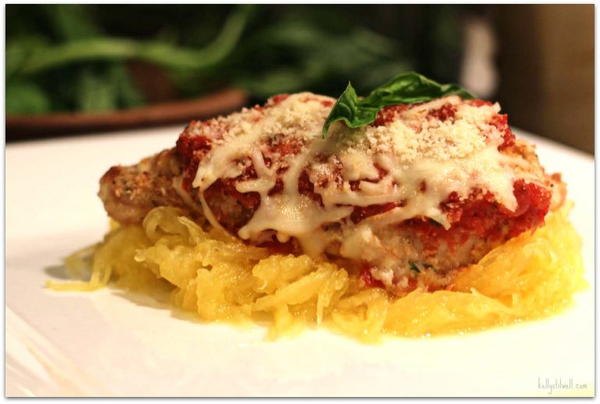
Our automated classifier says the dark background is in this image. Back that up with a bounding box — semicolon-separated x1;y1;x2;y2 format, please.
6;4;594;153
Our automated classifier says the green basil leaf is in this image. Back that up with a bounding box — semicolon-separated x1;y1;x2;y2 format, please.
321;82;381;137
322;71;475;137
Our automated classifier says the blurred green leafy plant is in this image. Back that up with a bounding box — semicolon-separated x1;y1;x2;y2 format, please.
7;5;462;115
7;5;251;114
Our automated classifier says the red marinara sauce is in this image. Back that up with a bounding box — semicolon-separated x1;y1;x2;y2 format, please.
402;180;551;252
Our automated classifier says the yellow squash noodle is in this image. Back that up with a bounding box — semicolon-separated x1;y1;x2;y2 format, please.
49;205;587;343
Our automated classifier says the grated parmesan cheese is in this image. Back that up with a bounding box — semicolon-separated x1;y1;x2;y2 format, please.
191;92;532;263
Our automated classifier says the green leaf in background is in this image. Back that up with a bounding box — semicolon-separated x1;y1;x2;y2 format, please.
13;5;253;76
6;5;253;115
6;5;466;116
234;19;412;98
74;64;145;112
6;35;49;79
44;4;100;41
76;67;118;112
322;71;475;137
110;64;144;109
6;81;51;115
7;5;149;115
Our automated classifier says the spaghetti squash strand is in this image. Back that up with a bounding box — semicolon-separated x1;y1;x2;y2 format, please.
50;205;587;342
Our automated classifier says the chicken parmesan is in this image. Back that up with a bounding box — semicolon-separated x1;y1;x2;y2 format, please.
99;91;565;296
51;73;585;342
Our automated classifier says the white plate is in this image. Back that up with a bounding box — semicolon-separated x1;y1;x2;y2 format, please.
6;126;595;397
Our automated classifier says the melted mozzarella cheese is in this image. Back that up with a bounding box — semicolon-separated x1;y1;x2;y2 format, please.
191;92;526;260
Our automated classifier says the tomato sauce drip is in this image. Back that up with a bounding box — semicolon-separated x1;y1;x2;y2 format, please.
176;131;213;192
490;114;516;151
501;179;552;237
403;180;551;252
360;266;385;289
